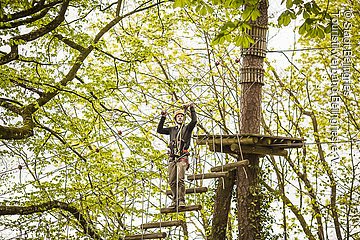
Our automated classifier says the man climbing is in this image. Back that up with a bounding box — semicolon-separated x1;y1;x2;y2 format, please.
157;103;197;208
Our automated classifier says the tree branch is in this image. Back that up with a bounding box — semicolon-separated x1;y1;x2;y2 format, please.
0;0;61;22
262;180;317;240
0;0;165;140
10;78;44;96
0;0;70;65
54;33;86;52
0;7;50;30
0;200;103;240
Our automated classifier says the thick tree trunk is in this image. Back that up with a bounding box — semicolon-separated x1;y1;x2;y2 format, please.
210;170;236;239
237;0;268;239
210;1;268;238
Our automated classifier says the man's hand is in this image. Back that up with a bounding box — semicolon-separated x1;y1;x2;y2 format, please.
161;110;167;116
183;102;194;109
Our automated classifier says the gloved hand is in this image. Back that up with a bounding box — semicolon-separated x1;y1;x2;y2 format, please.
183;102;194;110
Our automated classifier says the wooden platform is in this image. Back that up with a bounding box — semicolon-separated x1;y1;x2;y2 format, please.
187;172;229;181
195;134;304;156
124;232;167;239
160;204;202;214
166;187;208;196
141;220;184;229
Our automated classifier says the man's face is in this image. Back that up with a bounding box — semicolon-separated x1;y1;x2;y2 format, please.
175;114;184;124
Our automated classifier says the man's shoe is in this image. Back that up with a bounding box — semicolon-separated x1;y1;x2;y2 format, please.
179;201;186;207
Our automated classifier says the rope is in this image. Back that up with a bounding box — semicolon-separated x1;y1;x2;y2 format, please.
159;171;163;231
141;178;145;238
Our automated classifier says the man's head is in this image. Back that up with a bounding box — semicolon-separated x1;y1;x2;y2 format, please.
174;110;185;125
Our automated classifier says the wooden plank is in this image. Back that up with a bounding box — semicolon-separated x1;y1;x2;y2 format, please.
187;172;229;181
230;144;288;156
160;204;202;214
124;232;167;240
140;220;184;229
210;160;249;172
166;187;208;196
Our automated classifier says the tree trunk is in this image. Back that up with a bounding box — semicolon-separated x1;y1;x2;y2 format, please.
237;0;268;239
210;170;236;239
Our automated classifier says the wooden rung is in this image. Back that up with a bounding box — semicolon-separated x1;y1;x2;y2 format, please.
166;187;208;196
211;160;249;172
259;138;272;145
124;232;167;240
160;204;202;214
141;220;184;229
187;172;229;181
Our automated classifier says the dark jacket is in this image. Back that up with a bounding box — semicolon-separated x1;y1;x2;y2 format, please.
157;106;197;156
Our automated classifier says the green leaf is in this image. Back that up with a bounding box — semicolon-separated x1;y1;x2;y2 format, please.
199;6;207;15
303;10;310;19
173;0;186;8
221;21;236;31
242;7;253;21
212;33;225;45
278;11;291;26
299;22;307;35
286;0;293;9
206;5;214;14
324;23;331;33
251;9;261;21
289;10;296;19
234;33;253;48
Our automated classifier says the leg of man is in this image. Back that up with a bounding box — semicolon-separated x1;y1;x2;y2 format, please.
177;159;188;206
168;160;177;207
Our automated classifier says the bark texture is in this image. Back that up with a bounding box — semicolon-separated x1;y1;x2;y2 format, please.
210;170;236;239
237;0;268;239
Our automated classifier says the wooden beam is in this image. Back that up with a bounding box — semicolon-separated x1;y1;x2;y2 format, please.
211;160;249;172
270;142;304;148
166;187;208;196
196;134;304;143
187;172;229;181
230;144;288;156
140;220;184;229
124;232;167;240
197;136;258;146
160;205;202;214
